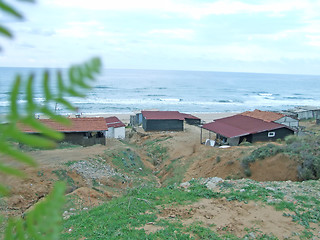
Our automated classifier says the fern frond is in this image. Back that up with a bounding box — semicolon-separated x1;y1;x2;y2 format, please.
4;182;66;240
0;1;23;19
0;57;102;179
0;25;12;38
0;140;36;166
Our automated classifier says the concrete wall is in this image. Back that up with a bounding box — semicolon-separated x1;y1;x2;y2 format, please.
64;132;106;146
227;137;240;146
275;116;299;129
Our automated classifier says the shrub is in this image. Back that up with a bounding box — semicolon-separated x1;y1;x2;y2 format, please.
239;141;252;146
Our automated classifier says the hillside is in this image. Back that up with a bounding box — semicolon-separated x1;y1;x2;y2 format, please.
1;120;320;238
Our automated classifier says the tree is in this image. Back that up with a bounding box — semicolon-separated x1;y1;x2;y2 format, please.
0;1;101;238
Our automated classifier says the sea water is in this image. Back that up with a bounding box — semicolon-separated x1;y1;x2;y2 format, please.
1;67;320;115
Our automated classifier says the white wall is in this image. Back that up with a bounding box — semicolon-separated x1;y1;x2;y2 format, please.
114;126;125;139
106;127;114;138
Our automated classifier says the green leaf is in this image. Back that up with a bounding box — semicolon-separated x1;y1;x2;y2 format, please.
0;25;13;38
8;127;57;148
38;106;71;125
0;1;23;19
43;71;52;101
0;162;25;177
65;87;85;98
0;140;36;166
9;75;21;121
25;182;66;240
54;97;76;111
57;71;66;98
26;74;36;115
0;184;9;196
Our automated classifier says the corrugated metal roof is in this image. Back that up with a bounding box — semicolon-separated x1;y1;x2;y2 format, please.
105;116;126;128
202;115;286;138
141;111;201;121
142;111;185;120
181;113;201;120
20;117;108;133
240;109;285;122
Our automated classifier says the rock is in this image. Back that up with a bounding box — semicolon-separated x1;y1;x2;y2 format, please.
205;177;223;190
249;232;256;239
180;182;191;189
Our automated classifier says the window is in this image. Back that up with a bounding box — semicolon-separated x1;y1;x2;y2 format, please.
268;132;275;137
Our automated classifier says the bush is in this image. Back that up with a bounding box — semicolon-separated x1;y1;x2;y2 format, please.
285;135;299;144
239;141;252;146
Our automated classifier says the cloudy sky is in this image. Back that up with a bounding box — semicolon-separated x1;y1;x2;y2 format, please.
1;0;320;74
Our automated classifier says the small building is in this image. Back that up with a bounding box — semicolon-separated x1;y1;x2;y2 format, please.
181;113;201;125
141;111;201;131
20;117;108;146
201;115;294;146
105;116;126;139
241;109;299;129
285;106;320;120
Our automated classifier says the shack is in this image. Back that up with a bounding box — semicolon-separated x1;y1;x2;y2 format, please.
201;115;294;146
105;116;126;139
141;111;201;131
20;117;108;146
241;109;299;130
285;106;320;120
182;113;201;125
142;111;184;131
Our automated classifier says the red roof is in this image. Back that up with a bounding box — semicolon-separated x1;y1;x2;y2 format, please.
141;111;200;120
105;116;126;128
202;115;287;138
181;113;201;120
20;117;108;133
240;109;285;122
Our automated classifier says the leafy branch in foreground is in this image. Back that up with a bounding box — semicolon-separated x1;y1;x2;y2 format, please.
4;182;66;240
0;57;102;194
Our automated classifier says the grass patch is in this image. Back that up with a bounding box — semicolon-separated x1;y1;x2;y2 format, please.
144;138;169;166
110;148;152;177
52;169;75;187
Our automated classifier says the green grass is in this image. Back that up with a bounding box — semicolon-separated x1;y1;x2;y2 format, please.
162;157;196;186
61;179;320;239
110;148;151;177
52;169;75;187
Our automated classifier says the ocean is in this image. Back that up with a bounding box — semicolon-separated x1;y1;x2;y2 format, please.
1;67;320;115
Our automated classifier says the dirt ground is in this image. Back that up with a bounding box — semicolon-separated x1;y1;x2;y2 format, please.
139;198;309;239
1;122;311;238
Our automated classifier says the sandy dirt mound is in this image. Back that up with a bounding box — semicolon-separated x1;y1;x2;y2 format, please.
66;187;111;208
141;198;307;239
250;154;299;181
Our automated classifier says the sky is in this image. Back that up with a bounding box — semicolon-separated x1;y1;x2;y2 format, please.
0;0;320;75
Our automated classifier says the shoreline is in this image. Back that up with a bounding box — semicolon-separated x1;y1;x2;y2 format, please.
0;111;239;124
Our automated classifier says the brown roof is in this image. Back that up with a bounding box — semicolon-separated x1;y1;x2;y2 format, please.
105;116;126;128
202;115;288;138
20;117;108;133
141;111;200;121
240;109;285;122
142;111;185;120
